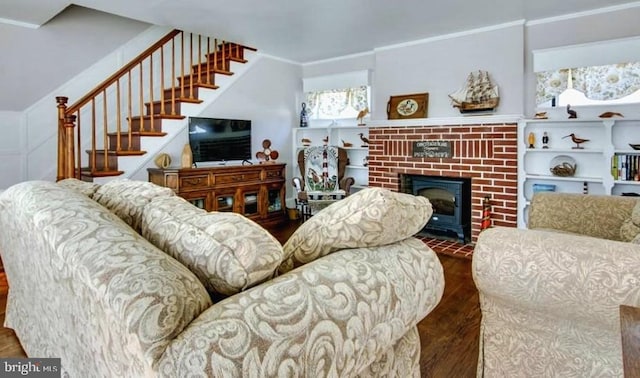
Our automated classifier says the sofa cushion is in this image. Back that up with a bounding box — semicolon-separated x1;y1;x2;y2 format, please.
280;187;432;274
633;201;640;227
620;201;640;242
92;179;175;233
56;178;101;198
141;196;285;296
620;218;640;242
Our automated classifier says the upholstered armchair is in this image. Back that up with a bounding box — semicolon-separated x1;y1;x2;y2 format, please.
473;192;640;377
292;145;354;220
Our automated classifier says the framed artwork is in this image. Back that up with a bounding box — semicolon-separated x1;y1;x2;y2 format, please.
387;93;429;119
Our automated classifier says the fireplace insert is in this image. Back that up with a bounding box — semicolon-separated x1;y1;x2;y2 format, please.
402;175;471;243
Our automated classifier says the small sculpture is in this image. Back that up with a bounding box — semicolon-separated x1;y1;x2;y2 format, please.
301;138;311;147
300;103;309;128
528;132;535;148
154;153;171;169
542;132;549;149
599;111;624;118
356;108;369;126
534;111;548;119
567;104;577;118
358;133;371;147
563;133;589;149
181;144;193;168
322;136;329;145
255;139;279;163
363;156;369;167
342;139;353;148
550;162;576;177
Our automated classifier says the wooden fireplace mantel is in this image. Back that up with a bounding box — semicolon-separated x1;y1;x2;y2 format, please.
366;114;522;128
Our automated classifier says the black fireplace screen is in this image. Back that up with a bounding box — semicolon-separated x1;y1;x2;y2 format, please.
418;188;455;216
401;174;471;244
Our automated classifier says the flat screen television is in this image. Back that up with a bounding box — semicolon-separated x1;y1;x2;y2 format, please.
188;117;252;163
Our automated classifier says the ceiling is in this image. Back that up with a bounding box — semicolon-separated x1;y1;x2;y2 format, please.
1;0;639;63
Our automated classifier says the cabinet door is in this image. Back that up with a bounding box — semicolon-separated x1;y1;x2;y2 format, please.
213;189;237;212
240;186;261;217
265;183;284;215
180;191;211;211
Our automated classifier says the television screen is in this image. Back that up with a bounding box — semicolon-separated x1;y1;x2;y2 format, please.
188;117;252;163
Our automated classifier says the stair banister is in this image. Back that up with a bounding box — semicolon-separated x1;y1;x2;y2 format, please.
56;28;256;181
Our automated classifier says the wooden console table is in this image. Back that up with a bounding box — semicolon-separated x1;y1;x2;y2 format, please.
148;163;286;228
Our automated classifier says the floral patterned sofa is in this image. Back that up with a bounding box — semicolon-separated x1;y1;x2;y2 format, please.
473;192;640;377
0;179;444;377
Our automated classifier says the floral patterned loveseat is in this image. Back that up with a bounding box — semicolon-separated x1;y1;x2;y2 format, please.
0;179;444;377
473;192;640;377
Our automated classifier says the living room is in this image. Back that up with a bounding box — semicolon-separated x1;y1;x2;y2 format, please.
1;1;640;377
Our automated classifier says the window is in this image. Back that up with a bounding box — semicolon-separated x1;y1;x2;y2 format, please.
303;86;370;120
533;36;640;107
536;62;640;107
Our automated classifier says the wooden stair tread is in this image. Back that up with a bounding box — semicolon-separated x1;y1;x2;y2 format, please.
81;168;125;178
128;114;185;121
107;131;167;137
228;57;248;64
85;149;146;156
192;66;234;76
147;97;203;105
174;80;219;90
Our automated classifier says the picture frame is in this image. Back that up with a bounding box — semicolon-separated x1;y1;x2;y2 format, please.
387;93;429;119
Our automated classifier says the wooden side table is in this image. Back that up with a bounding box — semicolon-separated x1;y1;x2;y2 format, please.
620;305;640;377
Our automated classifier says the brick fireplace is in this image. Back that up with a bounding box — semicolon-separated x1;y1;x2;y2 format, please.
367;121;518;243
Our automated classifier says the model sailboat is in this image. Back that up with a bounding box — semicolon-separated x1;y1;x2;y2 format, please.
449;71;499;113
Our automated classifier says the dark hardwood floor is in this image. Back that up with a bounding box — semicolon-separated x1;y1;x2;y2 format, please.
0;219;480;376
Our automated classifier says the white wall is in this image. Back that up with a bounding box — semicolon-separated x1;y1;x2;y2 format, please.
373;23;524;119
0;5;149;111
128;55;302;202
0;112;24;187
302;6;640;120
195;56;302;200
524;5;640;116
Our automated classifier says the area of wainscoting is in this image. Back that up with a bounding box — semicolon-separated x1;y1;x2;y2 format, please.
366;115;520;249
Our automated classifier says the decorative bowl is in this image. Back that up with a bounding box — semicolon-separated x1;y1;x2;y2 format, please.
549;155;577;177
629;144;640;150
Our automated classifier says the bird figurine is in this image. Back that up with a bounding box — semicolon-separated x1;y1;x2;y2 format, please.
534;111;548;119
563;133;589;149
301;138;312;146
356;107;369;126
342;139;353;148
358;133;370;147
322;136;329;145
566;104;577;118
599;111;624;118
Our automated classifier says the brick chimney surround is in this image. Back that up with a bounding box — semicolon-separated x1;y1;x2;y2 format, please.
366;117;519;243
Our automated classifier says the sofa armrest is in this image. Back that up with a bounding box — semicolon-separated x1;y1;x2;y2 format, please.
158;237;444;377
528;192;638;240
473;227;640;329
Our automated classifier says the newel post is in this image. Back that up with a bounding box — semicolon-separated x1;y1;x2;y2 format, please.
63;115;77;180
55;97;68;181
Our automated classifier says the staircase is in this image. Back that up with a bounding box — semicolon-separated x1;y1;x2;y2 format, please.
56;29;256;182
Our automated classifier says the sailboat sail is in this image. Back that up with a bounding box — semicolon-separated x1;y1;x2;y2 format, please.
449;70;499;113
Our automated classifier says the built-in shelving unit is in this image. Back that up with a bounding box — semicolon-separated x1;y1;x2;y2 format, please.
292;121;369;186
517;117;640;228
